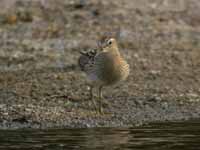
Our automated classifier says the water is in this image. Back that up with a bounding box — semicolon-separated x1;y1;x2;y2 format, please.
0;121;200;150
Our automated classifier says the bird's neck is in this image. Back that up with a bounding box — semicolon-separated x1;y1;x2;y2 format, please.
111;47;121;57
104;47;121;57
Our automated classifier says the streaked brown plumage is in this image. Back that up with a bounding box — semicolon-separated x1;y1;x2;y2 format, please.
78;38;129;113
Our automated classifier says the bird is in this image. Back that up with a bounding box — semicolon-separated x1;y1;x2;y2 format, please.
78;37;129;114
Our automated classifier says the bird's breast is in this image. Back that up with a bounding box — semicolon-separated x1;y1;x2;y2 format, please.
96;54;129;85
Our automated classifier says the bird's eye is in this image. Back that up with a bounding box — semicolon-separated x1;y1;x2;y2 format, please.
107;40;112;45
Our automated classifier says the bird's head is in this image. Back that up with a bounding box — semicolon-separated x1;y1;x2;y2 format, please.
98;38;119;54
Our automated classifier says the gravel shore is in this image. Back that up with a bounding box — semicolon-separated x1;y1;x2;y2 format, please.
0;0;200;129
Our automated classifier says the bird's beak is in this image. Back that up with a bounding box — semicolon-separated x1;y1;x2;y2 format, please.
97;41;107;50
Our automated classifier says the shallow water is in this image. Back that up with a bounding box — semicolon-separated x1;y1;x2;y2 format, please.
0;121;200;150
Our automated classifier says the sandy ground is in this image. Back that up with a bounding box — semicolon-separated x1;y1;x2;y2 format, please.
0;0;200;129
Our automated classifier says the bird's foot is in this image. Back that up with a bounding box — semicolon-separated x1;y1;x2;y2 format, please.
98;106;104;115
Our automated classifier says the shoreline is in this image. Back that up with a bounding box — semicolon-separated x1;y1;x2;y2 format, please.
0;69;199;129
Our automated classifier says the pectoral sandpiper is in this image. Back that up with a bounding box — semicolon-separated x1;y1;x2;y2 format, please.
78;37;129;113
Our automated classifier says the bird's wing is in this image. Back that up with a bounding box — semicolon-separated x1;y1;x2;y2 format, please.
78;49;97;71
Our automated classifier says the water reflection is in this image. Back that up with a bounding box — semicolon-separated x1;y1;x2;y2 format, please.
0;120;200;149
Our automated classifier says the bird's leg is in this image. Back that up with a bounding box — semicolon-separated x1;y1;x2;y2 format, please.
98;85;104;114
89;85;97;111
